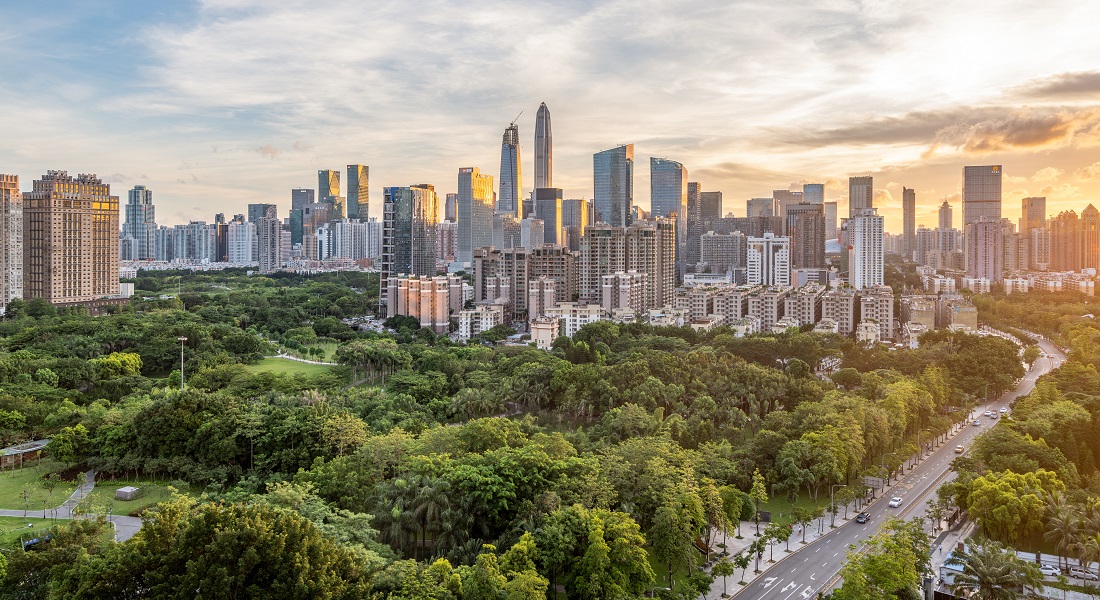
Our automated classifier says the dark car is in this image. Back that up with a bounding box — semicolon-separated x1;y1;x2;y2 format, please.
855;512;870;523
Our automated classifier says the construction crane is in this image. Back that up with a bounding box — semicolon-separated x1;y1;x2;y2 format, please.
511;111;522;125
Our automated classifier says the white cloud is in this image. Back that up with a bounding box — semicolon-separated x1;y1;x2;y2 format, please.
1033;167;1065;181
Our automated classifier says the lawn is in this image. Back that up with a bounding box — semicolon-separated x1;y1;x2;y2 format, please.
244;357;333;377
0;516;55;548
76;479;183;518
756;494;833;527
0;461;77;511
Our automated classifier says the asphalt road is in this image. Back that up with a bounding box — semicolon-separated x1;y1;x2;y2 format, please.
725;335;1065;600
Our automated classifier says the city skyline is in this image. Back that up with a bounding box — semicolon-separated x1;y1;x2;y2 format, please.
2;2;1100;232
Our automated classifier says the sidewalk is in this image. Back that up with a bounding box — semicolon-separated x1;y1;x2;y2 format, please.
0;470;144;542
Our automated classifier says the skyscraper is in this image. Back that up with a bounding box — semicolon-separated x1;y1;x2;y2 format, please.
124;185;157;261
561;198;590;251
534;188;563;246
256;205;281;274
938;200;953;231
318;170;340;204
962;165;1002;225
700;191;722;226
445;193;458;222
248;203;277;224
291;188;314;211
22;171;119;303
499;123;522;217
773;189;803;227
802;183;825;204
848;208;884;290
965;219;1004;281
457;168;495;263
347;164;368;219
0;175;22;312
747;197;774;218
785;203;826;268
824;202;838;239
534;102;552;189
685;182;703;269
848;176;873;218
902;187;916;260
650;158;688;219
746;233;791;287
1021;197;1046;232
382;184;439;306
593;144;634;227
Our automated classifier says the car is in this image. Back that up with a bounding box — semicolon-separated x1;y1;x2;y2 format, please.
984;411;994;417
855;512;869;523
972;420;982;427
1070;567;1100;581
888;497;903;508
955;445;965;453
1039;564;1059;577
1000;407;1008;414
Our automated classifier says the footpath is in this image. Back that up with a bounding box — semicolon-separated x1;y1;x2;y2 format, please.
0;470;143;542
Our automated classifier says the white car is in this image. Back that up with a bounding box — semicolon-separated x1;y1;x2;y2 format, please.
1070;567;1099;581
888;497;903;508
1039;565;1059;577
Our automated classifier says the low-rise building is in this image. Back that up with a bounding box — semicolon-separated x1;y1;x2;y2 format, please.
648;306;690;327
545;303;605;337
784;283;825;326
856;320;880;344
859;285;895;341
821;287;858;335
458;304;506;341
690;314;726;333
726;317;761;337
529;316;560;350
747;287;789;331
813;318;839;334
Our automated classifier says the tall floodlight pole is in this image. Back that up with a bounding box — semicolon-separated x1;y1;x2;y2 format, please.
178;337;188;389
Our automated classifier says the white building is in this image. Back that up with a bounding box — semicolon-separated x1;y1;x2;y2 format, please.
530;316;560;350
458;304;505;341
784;283;825;326
227;220;256;265
848;208;884;289
859;285;895;341
747;233;790;287
545;303;605;338
601;271;646;315
317;219;372;260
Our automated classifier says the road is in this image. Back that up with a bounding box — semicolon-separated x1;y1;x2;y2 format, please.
723;334;1065;600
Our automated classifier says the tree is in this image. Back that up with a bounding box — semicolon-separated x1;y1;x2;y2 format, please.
718;485;744;539
734;552;751;584
652;502;696;589
832;518;931;600
1023;345;1041;369
947;538;1045;600
965;469;1064;544
750;469;768;535
1044;504;1079;572
321;413;368;457
712;556;735;598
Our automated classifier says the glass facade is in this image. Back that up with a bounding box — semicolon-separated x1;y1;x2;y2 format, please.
498;124;522;217
347;165;368;219
457;168;495;263
593;144;633;227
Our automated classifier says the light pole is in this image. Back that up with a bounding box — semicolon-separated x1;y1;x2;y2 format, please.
830;484;847;528
177;336;188;389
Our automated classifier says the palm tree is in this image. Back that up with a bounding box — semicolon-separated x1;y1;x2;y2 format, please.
1074;532;1100;589
948;539;1045;600
1045;506;1079;572
413;478;451;558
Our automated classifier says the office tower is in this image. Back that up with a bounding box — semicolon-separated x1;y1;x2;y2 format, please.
382;184;439;304
347;164;368;219
965;219;1004;281
747;197;774;218
1;175;22;312
785;203;826;268
902;187;916;260
593;144;634;226
938;200;953;231
318;169;340;204
22;171;119;303
227;217;256;265
1050;210;1079;271
534;188;563;245
493;214;521;250
561;198;589;251
445;193;458;222
1081;204;1100;270
962;165;1002;225
123;185;157;261
521;218;545;249
534;102;553;189
848;176;873;218
213;213;229;262
247;203;277;224
289;209;304;246
498;123;522;217
802;183;825;205
1021;197;1046;232
291;188;314;211
848;208;884;289
700;191;722;226
700;231;746;273
824;202;838;239
650;158;688;219
746;232;791;287
773;189;803;227
457;167;495;263
685;182;703;269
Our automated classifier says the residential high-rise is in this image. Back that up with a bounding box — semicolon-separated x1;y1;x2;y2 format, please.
1081;204;1100;271
802;183;825;204
824;202;838;239
382;184;439;306
848;208;884;290
700;231;746;273
962;165;1002;225
965;219;1004;281
938;200;953;231
1;175;22;312
746;232;790;287
700;191;722;227
902;187;916;260
685;182;703;268
456;167;495;263
593;144;633;227
227;217;256;265
579;219;674;309
534;102;552;189
248;203;277;224
123;185;156;261
498;123;522;217
291;188;314;211
1030;227;1052;270
785;202;826;268
214;213;229;262
318;169;340;204
22;171;119;303
1021;197;1046;232
848;176;873;218
347;164;368;219
1050;210;1079;271
255;205;281;273
534;188;563;245
445;193;458;222
747;197;774;218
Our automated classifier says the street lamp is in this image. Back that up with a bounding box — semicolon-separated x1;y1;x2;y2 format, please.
177;337;188;389
830;484;847;528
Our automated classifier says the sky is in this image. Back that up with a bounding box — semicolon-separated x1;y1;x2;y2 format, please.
3;0;1100;234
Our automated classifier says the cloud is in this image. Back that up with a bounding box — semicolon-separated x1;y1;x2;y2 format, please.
930;108;1100;154
1075;162;1100;179
292;141;313;152
1014;71;1100;100
103;173;129;184
874;189;895;206
1032;167;1064;182
1040;183;1081;198
256;145;280;159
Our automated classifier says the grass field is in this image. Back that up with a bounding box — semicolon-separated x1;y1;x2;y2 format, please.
0;462;77;511
244;357;333;377
0;516;55;548
76;479;183;517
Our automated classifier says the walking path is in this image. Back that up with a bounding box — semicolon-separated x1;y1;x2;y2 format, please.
275;352;337;366
0;470;143;542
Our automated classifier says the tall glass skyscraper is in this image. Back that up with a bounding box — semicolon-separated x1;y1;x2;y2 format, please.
802;183;824;204
457;168;495;263
498;123;522;217
347;165;368;219
534;102;552;189
962;165;1002;225
124;185;157;260
381;184;439;300
649;158;687;219
318;170;340;203
593;144;633;227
